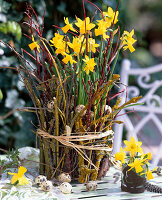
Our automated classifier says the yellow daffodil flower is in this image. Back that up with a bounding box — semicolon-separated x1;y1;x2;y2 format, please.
50;31;64;47
83;55;96;75
124;136;143;157
28;35;40;53
87;38;99;53
95;19;110;40
141;167;158;180
121;29;137;53
8;166;29;185
62;17;77;33
142;152;151;161
145;152;152;160
75;17;95;34
50;32;69;55
115;147;126;164
128;158;145;173
103;7;119;27
62;53;77;65
140;152;152;165
68;36;85;55
55;40;69;55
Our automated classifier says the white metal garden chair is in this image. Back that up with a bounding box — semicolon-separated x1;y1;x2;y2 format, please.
113;59;162;166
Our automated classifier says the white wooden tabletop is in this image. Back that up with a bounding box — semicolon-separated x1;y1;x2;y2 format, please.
66;167;162;200
1;148;162;200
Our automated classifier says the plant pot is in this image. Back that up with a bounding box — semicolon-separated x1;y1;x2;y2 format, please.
121;165;146;193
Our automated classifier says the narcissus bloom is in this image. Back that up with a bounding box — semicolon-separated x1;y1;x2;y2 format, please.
50;31;64;47
95;19;110;40
55;40;69;55
50;32;69;54
68;36;85;55
115;147;126;164
124;136;143;157
128;158;145;173
62;17;77;33
141;167;158;180
75;17;95;34
103;7;119;27
122;29;137;53
8;166;29;185
142;152;152;161
87;38;99;53
83;55;96;75
62;53;77;65
28;35;40;53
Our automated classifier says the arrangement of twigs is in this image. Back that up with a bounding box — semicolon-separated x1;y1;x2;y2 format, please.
0;0;140;183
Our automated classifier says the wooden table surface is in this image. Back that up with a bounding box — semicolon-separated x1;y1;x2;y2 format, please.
1;150;162;200
66;167;162;200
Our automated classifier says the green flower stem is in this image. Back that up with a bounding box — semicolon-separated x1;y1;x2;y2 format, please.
108;50;120;81
45;62;52;77
86;33;89;55
78;58;83;105
84;72;88;105
129;157;133;163
41;38;64;79
105;43;112;73
99;37;104;66
95;58;100;80
41;39;66;112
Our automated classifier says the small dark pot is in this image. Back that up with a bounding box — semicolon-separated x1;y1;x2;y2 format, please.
121;165;146;193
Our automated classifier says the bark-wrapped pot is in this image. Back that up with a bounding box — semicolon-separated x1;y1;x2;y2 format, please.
37;128;113;183
121;165;146;193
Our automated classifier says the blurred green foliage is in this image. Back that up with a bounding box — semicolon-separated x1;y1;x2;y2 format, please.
0;89;3;100
0;0;162;151
0;21;22;40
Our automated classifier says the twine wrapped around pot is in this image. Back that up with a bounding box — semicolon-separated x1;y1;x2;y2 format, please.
36;128;114;182
121;165;146;193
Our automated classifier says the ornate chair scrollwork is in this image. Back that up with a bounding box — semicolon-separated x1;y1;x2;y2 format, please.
113;59;162;166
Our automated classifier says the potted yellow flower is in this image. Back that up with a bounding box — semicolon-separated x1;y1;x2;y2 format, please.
115;136;157;193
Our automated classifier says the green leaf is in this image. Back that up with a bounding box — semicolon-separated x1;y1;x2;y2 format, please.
0;21;22;40
7;21;22;40
0;22;8;34
0;89;3;100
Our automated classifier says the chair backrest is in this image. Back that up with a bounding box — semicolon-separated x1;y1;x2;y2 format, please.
113;59;162;166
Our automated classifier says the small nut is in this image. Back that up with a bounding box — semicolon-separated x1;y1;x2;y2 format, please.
35;175;47;186
75;105;86;116
90;111;94;120
105;105;112;115
40;180;53;192
47;101;54;112
59;182;72;194
58;173;71;183
86;181;97;191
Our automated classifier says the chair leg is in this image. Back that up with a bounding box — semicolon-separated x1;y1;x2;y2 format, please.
113;123;124;154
